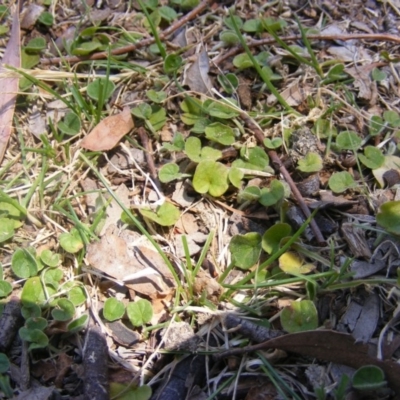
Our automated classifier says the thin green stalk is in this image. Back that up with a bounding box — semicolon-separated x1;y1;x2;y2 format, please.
218;261;235;284
262;22;314;69
181;235;194;298
52;200;97;244
138;0;166;59
0;157;18;180
79;152;182;289
193;229;214;277
38;155;49;209
15;120;28;167
323;278;396;291
229;298;264;316
294;15;323;77
0;190;27;216
292;243;331;267
3;160;35;191
7;66;78;113
321;256;352;289
257;351;302;400
181;235;193;272
89;197;112;235
229;10;299;115
95;47;112;123
53;178;73;205
222;271;333;290
206;373;237;400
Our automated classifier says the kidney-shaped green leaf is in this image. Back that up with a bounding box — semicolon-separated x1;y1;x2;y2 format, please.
280;300;318;333
126;299;153;327
336;131;362;151
229;232;262;269
328;171;356;193
192;160;229;197
103;298;125;322
377;201;400;236
262;223;292;255
139;202;180;226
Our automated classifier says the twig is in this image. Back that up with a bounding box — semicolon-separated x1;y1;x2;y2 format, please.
239;112;325;245
83;326;109;400
224;314;285;343
40;0;214;66
0;297;24;352
213;32;400;66
137;127;162;191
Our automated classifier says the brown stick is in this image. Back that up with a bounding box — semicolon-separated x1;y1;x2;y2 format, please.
40;0;214;66
137;127;162;191
83;326;109;400
0;297;24;352
239;112;325;245
213;32;400;65
216;329;400;397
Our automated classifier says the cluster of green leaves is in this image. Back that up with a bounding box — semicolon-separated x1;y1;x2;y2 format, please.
299;105;400;193
228;222;319;332
158;97;286;202
0;238;89;351
131;91;167;136
20;36;48;90
237;179;286;208
60;0;198;60
67;27;115;56
220;14;287;48
327;128;389;193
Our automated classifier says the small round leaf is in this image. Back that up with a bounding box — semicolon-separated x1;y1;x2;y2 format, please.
229;232;262;270
352;365;386;390
126;299;153;327
336;131;362;151
87;78;115;102
376;201;400;236
51;299;75;321
11;248;38;278
159;163;182;183
205;122;235;145
139;202;180;227
59;229;84;253
164;54;182;74
279;251;315;275
192;161;229;197
280;300;318;333
328;171;356;193
297;152;323;173
0;281;12;298
40;249;60;267
68;286;87;306
103;298;125;322
0;353;10;374
262;223;292;255
67;314;89;333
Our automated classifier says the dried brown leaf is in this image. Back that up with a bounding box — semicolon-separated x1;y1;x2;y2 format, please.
86;225;176;298
183;46;212;95
0;3;21;164
223;330;400;395
80;106;134;151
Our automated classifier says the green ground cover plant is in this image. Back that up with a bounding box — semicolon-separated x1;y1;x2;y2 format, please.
0;0;400;399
